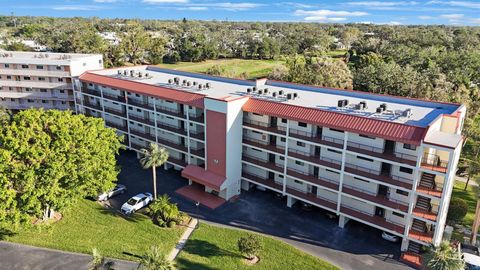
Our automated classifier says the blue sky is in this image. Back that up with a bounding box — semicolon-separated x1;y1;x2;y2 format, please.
2;0;480;25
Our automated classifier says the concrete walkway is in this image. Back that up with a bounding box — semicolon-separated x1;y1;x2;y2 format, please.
167;218;198;261
0;241;139;270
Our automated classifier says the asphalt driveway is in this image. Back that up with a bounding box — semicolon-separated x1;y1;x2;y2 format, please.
111;150;412;270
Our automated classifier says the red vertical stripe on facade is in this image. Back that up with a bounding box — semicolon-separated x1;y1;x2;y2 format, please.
206;110;227;177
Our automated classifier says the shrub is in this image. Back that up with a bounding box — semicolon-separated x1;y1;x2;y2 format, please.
237;234;262;260
147;194;182;227
206;65;226;76
447;198;468;224
138;246;176;270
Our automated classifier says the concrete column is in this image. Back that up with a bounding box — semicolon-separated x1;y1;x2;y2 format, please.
401;238;409;251
136;152;141;159
338;215;350;228
287;196;296;208
188;179;192;185
241;179;250;191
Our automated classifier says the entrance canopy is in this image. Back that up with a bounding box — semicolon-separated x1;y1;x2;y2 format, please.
181;165;226;192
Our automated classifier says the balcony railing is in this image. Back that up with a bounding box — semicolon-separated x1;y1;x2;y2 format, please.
412;208;438;221
346;142;417;166
342;184;409;212
242;137;285;154
286;167;339;191
340;205;405;234
242;171;283;191
105;120;128;132
103;92;125;102
408;230;434;243
156;121;187;136
129;115;155;127
421;154;448;173
241;154;284;173
189;114;204;123
243;118;287;135
288;128;344;149
127;98;154;111
287;149;342;170
156;105;185;119
104;107;127;118
344;164;414;189
286;186;338;211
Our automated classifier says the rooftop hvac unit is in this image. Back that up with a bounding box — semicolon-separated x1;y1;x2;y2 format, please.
168;78;173;84
252;86;257;92
402;109;412;118
138;72;143;78
360;101;367;109
286;93;292;100
186;81;191;87
293;93;298;99
264;88;269;94
198;84;203;89
279;90;284;95
380;103;387;110
130;70;135;77
247;88;252;93
193;81;197;86
344;99;349;106
145;73;149;77
272;92;277;97
376;106;384;113
182;79;187;84
338;99;348;107
123;70;128;76
206;83;211;89
117;70;122;75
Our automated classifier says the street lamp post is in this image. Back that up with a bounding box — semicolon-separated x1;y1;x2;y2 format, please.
195;201;200;229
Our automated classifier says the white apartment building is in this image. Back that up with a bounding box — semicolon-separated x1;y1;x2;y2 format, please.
0;51;103;111
73;65;466;258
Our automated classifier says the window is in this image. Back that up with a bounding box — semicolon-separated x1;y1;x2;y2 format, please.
403;144;416;150
396;189;409;196
295;160;305;166
330;128;344;133
189;106;193;109
21;64;28;69
280;137;286;142
281;118;287;123
298;122;307;127
36;65;44;69
38;77;45;81
359;134;375;139
26;88;32;92
279;156;284;160
6;75;11;79
4;64;9;68
357;156;374;162
278;175;284;178
328;149;342;154
135;94;140;97
166;116;174;120
136;109;141;113
56;66;62;70
41;100;47;104
59;90;65;93
392;212;404;218
40;89;47;93
23;76;31;80
58;78;64;82
399;167;413;174
27;99;34;103
296;141;306;147
252;130;262;134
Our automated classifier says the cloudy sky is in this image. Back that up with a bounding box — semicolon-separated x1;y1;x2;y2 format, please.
2;0;480;25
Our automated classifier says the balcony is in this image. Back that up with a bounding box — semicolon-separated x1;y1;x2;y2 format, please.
287;149;342;170
412;208;438;221
102;92;125;103
82;89;101;97
190;131;205;140
346;141;417;166
129;115;155;127
286;168;339;191
156;121;187;136
242;171;283;191
168;156;187;168
83;100;102;111
127;98;154;111
156;105;185;119
340;205;405;235
286;186;337;211
130;141;147;151
190;147;205;157
344;163;413;189
189;114;204;123
289;128;344;149
241;154;284;173
243;119;286;135
105;120;128;132
416;186;442;198
0;68;70;77
421;154;448;173
130;129;156;142
342;184;408;212
242;137;284;154
408;230;434;243
104;107;127;118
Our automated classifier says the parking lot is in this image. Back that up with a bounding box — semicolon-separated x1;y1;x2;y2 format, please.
110;150;412;270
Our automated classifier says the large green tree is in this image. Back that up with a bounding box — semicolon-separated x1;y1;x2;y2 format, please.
423;241;464;270
0;109;123;223
139;143;169;200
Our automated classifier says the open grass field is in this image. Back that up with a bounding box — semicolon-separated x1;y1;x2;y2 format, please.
176;223;339;270
157;59;284;80
5;199;184;261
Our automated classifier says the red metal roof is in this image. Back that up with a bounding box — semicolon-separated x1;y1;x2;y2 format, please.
181;165;226;191
243;98;427;145
79;72;205;108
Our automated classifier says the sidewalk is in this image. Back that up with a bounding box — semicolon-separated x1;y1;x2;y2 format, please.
0;241;138;270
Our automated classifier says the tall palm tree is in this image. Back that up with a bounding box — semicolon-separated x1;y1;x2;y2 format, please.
138;245;175;270
423;241;464;270
139;143;169;200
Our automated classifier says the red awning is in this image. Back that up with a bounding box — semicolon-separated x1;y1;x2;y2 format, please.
181;165;226;191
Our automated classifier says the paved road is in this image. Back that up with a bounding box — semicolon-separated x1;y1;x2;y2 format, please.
0;241;138;270
112;150;413;270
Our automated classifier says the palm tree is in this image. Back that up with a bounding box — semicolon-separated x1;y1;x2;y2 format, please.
138;245;175;270
423;241;464;270
89;248;115;270
139;143;169;200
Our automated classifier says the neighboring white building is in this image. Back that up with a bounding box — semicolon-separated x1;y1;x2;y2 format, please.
0;51;103;111
74;66;465;258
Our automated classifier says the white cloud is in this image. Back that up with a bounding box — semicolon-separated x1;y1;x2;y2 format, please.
304;16;348;22
471;18;480;24
210;2;263;11
389;21;402;25
294;9;368;17
346;1;418;7
52;5;106;11
93;0;119;3
439;13;464;19
143;0;189;3
418;15;433;19
427;1;480;9
178;6;208;10
277;2;315;8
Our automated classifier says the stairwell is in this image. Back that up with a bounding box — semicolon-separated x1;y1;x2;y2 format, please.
408;242;422;253
415;196;431;211
411;219;427;232
418;172;436;190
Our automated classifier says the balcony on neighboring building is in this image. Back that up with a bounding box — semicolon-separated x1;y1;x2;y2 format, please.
287;149;342;170
190;146;205;157
340;205;405;235
190;130;205;140
130;129;156;142
289;128;344;149
105;120;128;133
341;184;409;212
286;186;337;211
243;118;287;135
242;171;283;192
189;113;204;123
102;92;126;103
129;114;155;127
241;154;284;173
156;121;187;136
168;156;188;168
346;141;417;166
104;106;127;118
242;137;285;154
344;163;413;189
286;167;339;191
82;99;102;111
127;98;154;111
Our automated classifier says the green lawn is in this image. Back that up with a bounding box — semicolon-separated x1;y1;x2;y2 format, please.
5;199;184;261
157;59;284;80
452;180;477;227
176;223;339;270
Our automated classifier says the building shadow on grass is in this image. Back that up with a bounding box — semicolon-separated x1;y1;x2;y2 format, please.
182;239;241;259
0;228;15;240
96;206;150;224
175;258;222;270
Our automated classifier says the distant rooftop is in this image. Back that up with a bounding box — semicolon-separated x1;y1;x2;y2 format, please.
0;51;102;65
90;65;461;128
